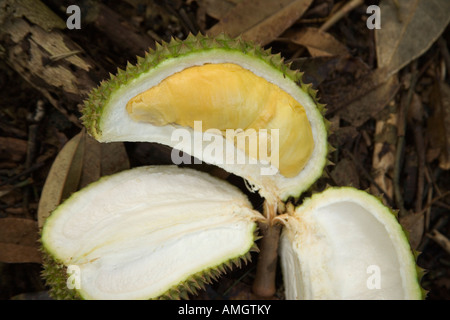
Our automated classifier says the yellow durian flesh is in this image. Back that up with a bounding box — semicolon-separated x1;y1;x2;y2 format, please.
126;63;314;178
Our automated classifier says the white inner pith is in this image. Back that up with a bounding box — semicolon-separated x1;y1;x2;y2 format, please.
280;188;420;300
43;166;260;300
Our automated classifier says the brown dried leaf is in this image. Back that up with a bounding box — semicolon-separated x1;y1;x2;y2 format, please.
37;131;85;228
201;0;243;20
427;81;450;170
207;0;313;45
371;111;398;201
79;135;130;188
330;158;360;188
334;69;400;127
0;137;27;162
399;211;425;250
0;243;42;263
79;134;101;189
376;0;450;75
100;142;130;176
0;217;41;263
37;130;130;228
289;27;349;57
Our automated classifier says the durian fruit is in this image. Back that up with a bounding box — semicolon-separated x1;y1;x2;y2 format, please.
279;187;423;300
41;34;424;300
41;165;262;300
82;33;328;204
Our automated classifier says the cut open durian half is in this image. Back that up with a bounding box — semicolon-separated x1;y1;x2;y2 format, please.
279;187;423;300
82;33;328;204
41;166;262;300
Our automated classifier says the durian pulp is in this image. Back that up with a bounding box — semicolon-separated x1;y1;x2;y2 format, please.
126;63;314;178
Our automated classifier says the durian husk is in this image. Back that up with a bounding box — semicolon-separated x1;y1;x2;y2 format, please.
81;33;329;204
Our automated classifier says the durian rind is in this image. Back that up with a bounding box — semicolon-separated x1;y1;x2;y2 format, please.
81;33;328;203
280;186;423;300
40;165;262;300
41;233;259;300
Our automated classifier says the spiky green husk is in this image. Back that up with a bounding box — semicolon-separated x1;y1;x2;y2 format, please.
41;243;258;300
41;227;259;300
159;242;259;300
81;33;330;203
81;32;326;141
41;250;82;300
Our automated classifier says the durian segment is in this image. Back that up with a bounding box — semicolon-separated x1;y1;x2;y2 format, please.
126;63;315;178
279;187;422;300
82;34;328;203
41;166;262;300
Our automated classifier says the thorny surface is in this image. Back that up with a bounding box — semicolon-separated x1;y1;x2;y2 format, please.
0;0;449;300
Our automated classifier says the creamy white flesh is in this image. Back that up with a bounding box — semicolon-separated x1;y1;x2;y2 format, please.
280;188;422;300
42;166;261;300
97;50;328;203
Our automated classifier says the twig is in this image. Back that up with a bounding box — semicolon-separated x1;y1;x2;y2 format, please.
0;178;33;198
416;190;450;217
319;0;364;32
252;201;281;298
427;230;450;256
437;37;450;78
251;221;281;298
413;122;425;213
0;162;46;187
393;61;419;217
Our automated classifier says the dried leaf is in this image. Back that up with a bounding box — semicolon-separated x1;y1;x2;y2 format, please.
37;130;130;228
0;137;27;162
375;0;450;75
371;111;398;201
78;135;130;187
37;131;85;228
427;81;450;170
207;0;313;45
201;0;243;20
302;55;372;114
79;134;101;189
0;243;42;263
291;56;351;88
0;218;41;263
289;27;349;57
399;211;424;250
338;72;400;127
100;142;130;176
330;158;360;188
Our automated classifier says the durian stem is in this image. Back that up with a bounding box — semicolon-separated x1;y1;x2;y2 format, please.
252;201;281;298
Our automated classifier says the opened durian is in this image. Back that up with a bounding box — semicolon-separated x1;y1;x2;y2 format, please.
41;34;423;300
82;33;328;204
279;187;423;300
41;166;261;300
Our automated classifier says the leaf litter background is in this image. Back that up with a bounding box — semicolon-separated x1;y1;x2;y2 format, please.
0;0;450;300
